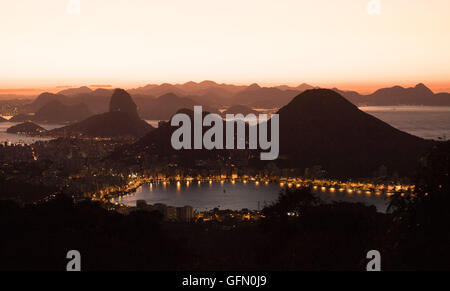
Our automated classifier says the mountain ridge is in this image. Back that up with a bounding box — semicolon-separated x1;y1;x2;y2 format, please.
47;89;153;138
335;83;450;106
275;89;432;177
114;89;433;178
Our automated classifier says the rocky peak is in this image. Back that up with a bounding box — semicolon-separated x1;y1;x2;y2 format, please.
109;89;139;118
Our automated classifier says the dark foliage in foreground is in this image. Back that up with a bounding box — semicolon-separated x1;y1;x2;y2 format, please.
261;188;386;270
0;197;184;271
385;141;450;270
0;194;387;271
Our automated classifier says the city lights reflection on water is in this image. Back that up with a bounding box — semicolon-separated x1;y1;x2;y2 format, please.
118;181;390;213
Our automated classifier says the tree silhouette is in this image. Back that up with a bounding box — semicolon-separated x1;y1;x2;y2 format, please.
387;141;450;270
263;187;321;221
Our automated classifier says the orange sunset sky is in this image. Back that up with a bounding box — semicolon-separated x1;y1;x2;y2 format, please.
1;0;450;95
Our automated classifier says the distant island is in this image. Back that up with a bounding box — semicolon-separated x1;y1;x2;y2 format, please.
7;122;47;135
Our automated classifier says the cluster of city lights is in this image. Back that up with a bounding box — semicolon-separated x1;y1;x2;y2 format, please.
97;174;414;209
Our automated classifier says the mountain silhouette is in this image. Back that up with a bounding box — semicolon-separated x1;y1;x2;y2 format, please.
48;89;153;138
128;81;246;98
296;83;316;91
136;93;219;120
13;82;450;121
175;81;233;95
275;89;432;177
22;93;69;113
109;89;139;118
335;83;450;106
7;122;47;135
33;100;92;124
48;111;153;138
370;83;433;105
245;83;262;91
276;83;315;91
127;82;450;108
57;86;93;96
9;113;34;123
128;83;186;97
91;88;115;96
230;86;300;108
112;108;229;165
33;81;317;113
126;82;318;108
67;89;113;114
113;89;432;177
18;90;113;116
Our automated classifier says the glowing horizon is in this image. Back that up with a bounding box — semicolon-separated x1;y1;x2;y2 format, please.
1;0;449;94
1;80;450;97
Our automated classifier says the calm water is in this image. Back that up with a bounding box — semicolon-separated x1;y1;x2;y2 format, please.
119;182;389;213
360;106;450;140
0;121;64;145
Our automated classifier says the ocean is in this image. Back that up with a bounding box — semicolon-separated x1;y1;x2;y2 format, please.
360;106;450;140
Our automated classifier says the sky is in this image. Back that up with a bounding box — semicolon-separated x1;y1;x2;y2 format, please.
1;0;450;94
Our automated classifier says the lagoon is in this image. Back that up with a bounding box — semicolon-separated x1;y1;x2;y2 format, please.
118;181;390;213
